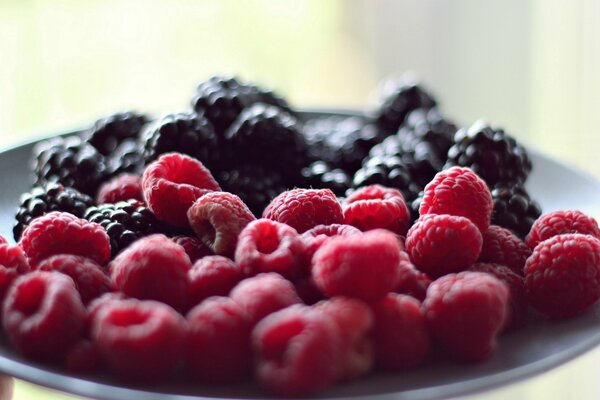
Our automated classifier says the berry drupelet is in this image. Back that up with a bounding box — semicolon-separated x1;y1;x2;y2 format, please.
85;111;149;156
491;185;542;239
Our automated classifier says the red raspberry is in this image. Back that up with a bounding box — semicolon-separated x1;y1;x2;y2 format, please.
65;339;102;374
235;219;306;280
423;271;509;362
171;235;213;263
142;153;220;227
371;293;430;370
395;263;432;302
230;273;302;326
343;185;411;235
526;210;600;249
470;263;528;331
188;256;244;308
37;255;112;305
85;292;127;335
187;191;255;257
312;230;402;303
19;212;111;267
252;305;341;397
91;299;187;382
406;214;482;278
263;188;343;234
301;223;361;261
0;244;30;274
109;234;191;310
479;225;531;275
186;296;252;383
419;166;493;232
316;297;374;380
293;277;326;305
3;271;85;362
524;233;600;319
96;173;143;204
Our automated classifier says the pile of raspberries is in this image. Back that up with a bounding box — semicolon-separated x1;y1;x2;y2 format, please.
1;76;599;397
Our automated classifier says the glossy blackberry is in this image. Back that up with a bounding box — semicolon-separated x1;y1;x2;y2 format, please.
107;139;144;177
352;155;421;203
84;199;163;257
33;135;109;197
491;185;542;239
301;161;351;197
445;121;532;186
409;192;424;225
374;76;437;135
85;111;149;156
13;182;94;241
141;112;220;170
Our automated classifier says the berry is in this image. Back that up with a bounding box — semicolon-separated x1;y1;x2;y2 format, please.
0;244;31;302
252;305;341;397
479;225;531;275
85;292;127;335
263;188;343;234
86;111;148;156
3;271;85;362
445;121;532;186
109;234;191;310
188;256;244;308
171;235;213;263
371;293;430;370
37;255;112;305
187;191;255;257
96;174;143;204
491;184;542;238
312;230;402;302
394;262;432;302
422;271;509;362
419;166;493;233
301;224;361;261
234;219;306;280
526;210;600;250
13;182;93;241
106;139;144;177
142;153;220;227
91;298;186;382
300;161;352;197
293;277;326;305
19;212;111;267
186;296;252;383
343;184;410;235
524;234;600;319
84;199;163;257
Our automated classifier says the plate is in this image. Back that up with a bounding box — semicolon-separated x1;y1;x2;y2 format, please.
1;111;600;400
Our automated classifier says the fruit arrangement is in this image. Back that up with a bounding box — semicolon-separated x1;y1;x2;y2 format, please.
1;75;599;397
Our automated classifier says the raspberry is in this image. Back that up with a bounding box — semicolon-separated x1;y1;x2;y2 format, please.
343;185;411;235
312;230;402;302
37;255;112;305
187;191;255;257
19;212;111;267
186;296;252;383
524;233;600;319
301;223;361;261
252;305;341;397
371;293;430;370
234;219;306;280
65;339;102;374
525;210;600;250
316;297;374;380
470;263;528;331
479;225;531;275
142;153;220;227
188;256;244;308
85;292;127;335
109;234;191;310
171;235;213;263
419;166;493;233
394;263;432;302
230;273;302;326
406;214;482;278
263;188;343;234
293;277;326;305
422;271;509;362
96;174;143;204
3;271;85;362
0;244;30;304
91;299;187;382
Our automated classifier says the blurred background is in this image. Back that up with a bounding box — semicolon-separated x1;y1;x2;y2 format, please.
1;0;600;399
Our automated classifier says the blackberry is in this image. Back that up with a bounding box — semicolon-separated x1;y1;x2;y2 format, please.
352;155;421;203
374;76;437;135
107;139;144;177
13;182;94;241
445;121;532;186
491;185;542;239
33;135;109;197
84;199;163;257
300;161;351;197
85;111;149;156
409;192;424;225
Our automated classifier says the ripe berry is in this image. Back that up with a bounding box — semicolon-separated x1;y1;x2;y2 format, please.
0;244;31;302
188;256;244;308
171;235;213;263
491;184;541;239
301;224;361;261
86;111;148;156
479;225;531;275
394;263;432;302
526;210;600;250
96;173;143;204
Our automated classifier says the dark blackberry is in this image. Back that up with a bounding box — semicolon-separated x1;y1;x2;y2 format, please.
409;192;424;225
300;161;351;197
85;111;149;156
445;121;532;186
352;155;421;203
374;76;437;135
84;199;163;257
33;135;109;197
13;182;94;241
107;139;144;177
491;185;542;239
